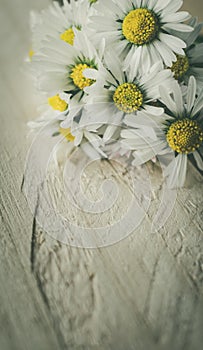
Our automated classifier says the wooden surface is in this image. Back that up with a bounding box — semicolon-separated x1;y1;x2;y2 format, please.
0;0;203;349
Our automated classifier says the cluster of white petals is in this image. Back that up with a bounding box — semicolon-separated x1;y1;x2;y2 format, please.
28;0;203;188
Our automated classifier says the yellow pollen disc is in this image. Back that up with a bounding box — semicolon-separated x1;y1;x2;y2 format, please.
122;8;158;45
29;49;35;60
113;83;143;113
60;28;75;46
167;119;203;154
70;63;95;90
59;127;75;142
171;55;189;80
48;95;68;112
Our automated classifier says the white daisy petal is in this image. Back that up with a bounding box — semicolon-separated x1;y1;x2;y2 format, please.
192;89;203;116
164;154;187;188
103;125;118;143
163;23;193;32
183;21;203;47
190;67;203;78
159;33;186;55
81;143;102;160
143;105;164;116
189;53;203;65
83;68;98;80
132;149;156;167
178;154;188;187
153;39;176;66
193;151;203;171
159;85;177;114
162;12;191;23
153;0;171;13
172;82;184;115
186;76;196;114
74;131;83;147
104;52;125;84
162;0;183;15
140;45;151;73
129;47;143;77
124;113;157;128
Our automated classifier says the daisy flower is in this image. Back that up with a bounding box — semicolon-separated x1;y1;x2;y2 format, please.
31;30;105;118
70;122;107;159
27;92;71;130
28;113;95;163
169;17;203;90
121;77;203;188
83;53;173;142
89;0;193;72
60;104;106;157
30;0;93;53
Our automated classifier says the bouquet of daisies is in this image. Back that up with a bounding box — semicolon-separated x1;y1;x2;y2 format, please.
28;0;203;188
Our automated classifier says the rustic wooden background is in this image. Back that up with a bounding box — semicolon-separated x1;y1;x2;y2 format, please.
0;0;203;349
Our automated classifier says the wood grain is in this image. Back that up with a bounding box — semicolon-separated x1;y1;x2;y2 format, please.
0;0;203;349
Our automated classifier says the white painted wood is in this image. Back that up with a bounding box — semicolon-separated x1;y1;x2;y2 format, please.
0;1;203;350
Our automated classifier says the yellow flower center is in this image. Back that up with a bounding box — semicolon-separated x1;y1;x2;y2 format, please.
48;95;68;112
70;63;95;90
171;55;189;80
29;49;35;60
60;28;75;46
167;119;203;154
113;83;143;113
59;127;75;142
122;9;158;45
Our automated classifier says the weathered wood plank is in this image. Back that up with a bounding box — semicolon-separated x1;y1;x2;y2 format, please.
0;1;60;349
30;159;203;350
